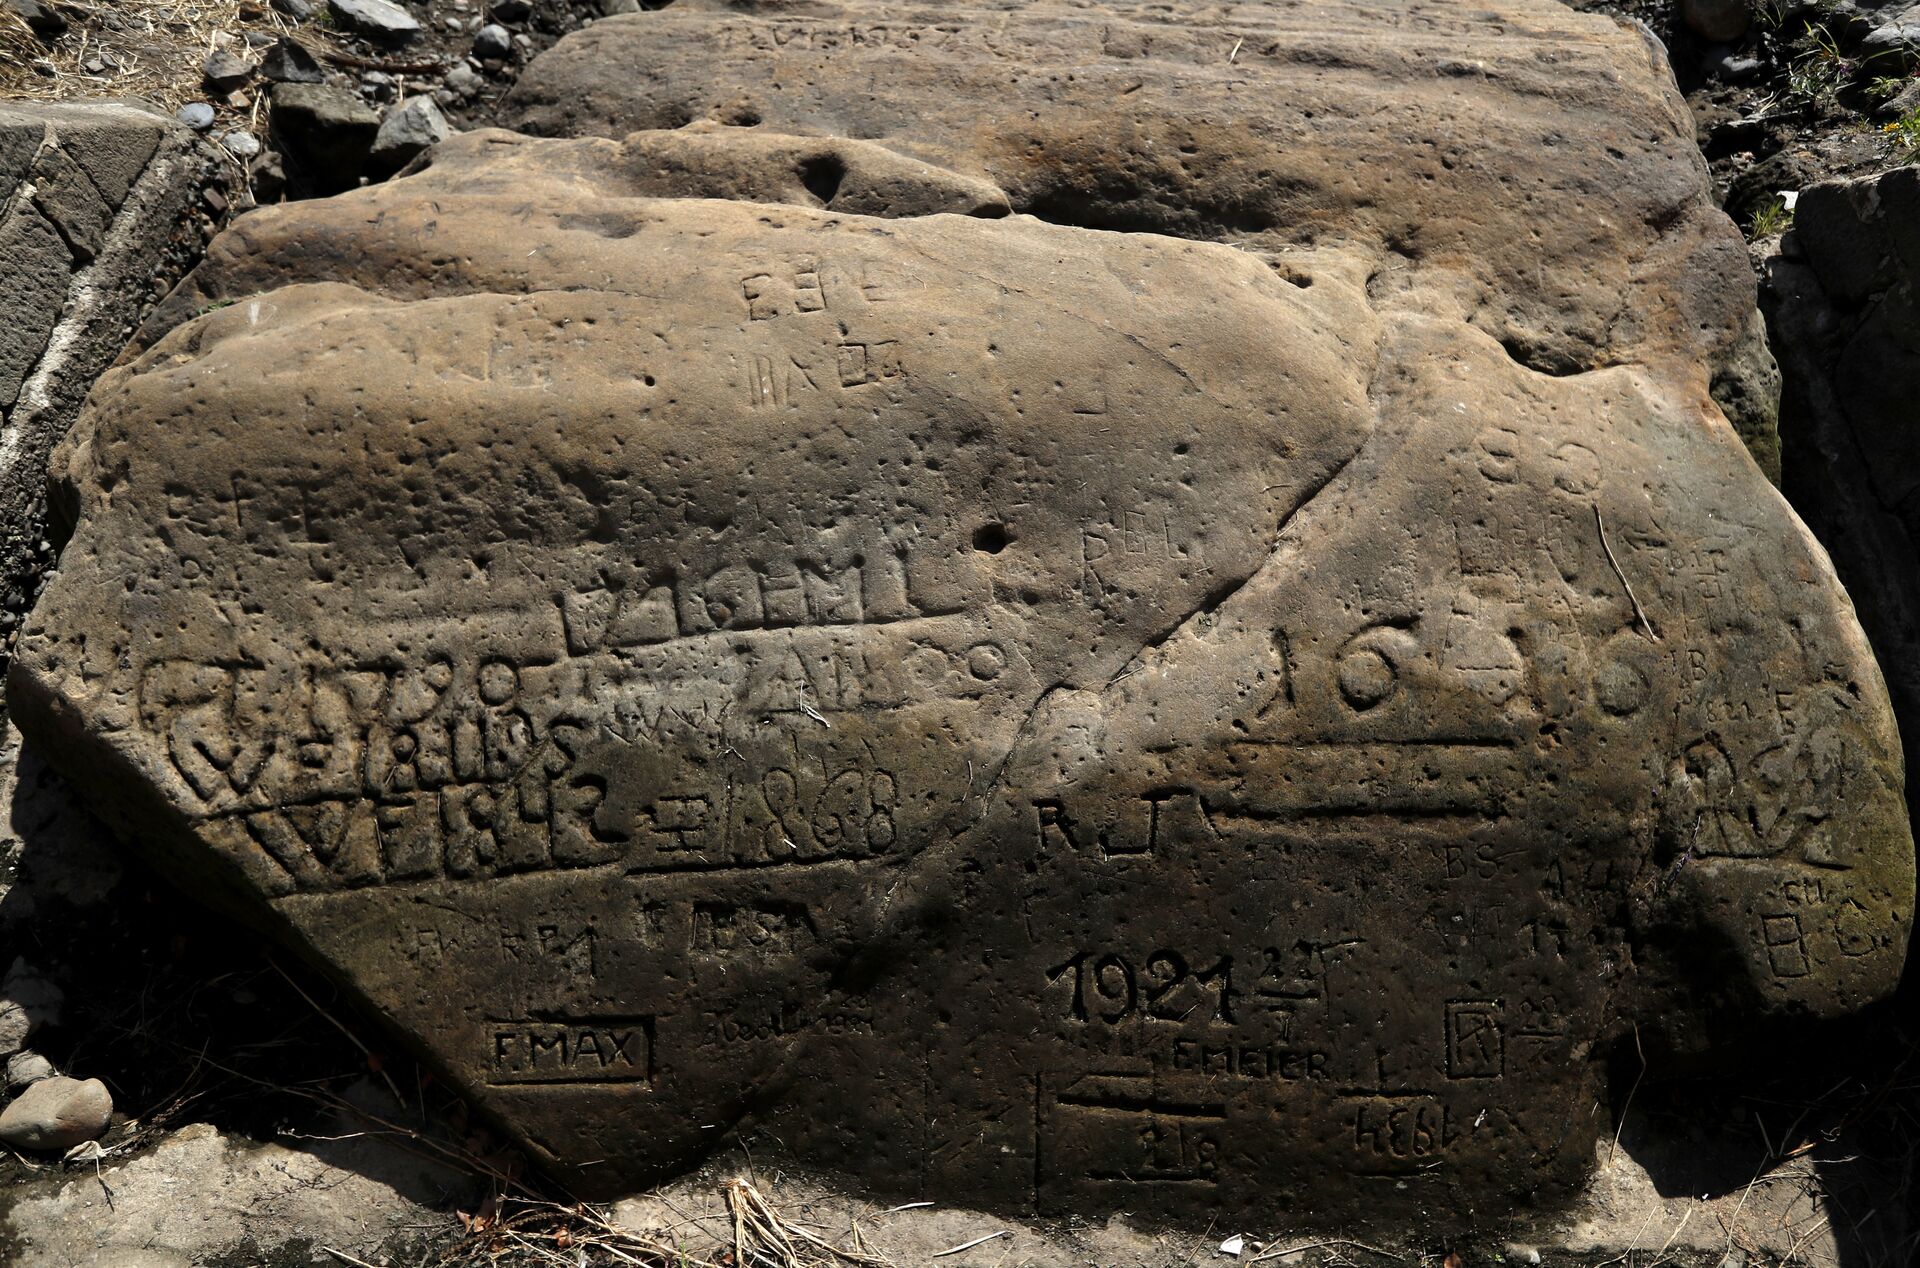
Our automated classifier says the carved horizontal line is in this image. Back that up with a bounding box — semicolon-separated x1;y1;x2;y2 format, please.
483;1077;655;1088
1232;737;1518;750
1688;849;1856;873
1209;807;1497;825
1280;805;1493;820
1054;1092;1228;1120
623;853;881;876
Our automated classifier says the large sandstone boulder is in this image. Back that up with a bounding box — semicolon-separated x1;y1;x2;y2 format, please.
503;0;1786;477
8;0;1911;1235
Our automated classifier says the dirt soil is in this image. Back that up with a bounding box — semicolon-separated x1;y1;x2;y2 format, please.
1;0;603;191
9;0;1916;232
1574;0;1920;233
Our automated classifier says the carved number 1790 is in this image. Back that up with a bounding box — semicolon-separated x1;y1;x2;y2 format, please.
1046;951;1235;1024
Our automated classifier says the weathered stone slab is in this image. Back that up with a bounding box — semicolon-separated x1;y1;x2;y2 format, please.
0;101;213;659
1763;169;1920;838
9;0;1913;1235
503;0;1784;472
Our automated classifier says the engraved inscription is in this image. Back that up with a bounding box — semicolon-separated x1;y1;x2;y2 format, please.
18;54;1913;1235
488;1018;655;1085
1444;1001;1504;1079
1041;1074;1227;1192
743;259;828;320
1047;950;1235;1025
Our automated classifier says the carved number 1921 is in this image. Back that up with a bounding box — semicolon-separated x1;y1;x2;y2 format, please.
1046;951;1235;1024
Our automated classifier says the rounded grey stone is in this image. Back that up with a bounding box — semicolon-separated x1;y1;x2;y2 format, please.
260;38;326;84
222;131;262;159
0;1076;112;1153
2;961;64;1034
0;1004;29;1058
473;23;513;60
5;1049;56;1088
203;49;256;94
176;103;216;132
444;63;484;97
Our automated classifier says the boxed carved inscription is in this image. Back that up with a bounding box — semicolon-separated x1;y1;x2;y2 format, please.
11;0;1915;1234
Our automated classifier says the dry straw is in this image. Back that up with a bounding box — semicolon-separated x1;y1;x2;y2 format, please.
0;0;285;111
420;1180;901;1268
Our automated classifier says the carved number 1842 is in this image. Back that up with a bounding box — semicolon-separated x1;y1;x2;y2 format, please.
1046;951;1235;1024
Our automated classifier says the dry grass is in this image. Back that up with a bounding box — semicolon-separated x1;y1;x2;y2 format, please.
0;0;292;113
1;9;39;73
418;1182;901;1268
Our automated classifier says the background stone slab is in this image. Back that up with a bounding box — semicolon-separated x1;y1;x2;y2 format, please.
0;101;217;667
1763;169;1920;842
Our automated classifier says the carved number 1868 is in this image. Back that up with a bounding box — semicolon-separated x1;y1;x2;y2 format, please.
1046;951;1235;1024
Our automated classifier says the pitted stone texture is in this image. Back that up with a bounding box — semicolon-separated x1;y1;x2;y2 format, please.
503;0;1781;464
9;1;1911;1237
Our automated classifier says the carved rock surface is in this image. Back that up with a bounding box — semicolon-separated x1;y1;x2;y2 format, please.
10;0;1914;1235
504;0;1785;469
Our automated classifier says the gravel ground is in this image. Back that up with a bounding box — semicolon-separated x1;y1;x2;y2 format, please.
1575;0;1919;232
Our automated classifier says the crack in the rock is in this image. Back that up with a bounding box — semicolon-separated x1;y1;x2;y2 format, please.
1101;446;1364;696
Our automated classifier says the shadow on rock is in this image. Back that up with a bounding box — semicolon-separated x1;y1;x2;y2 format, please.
1610;974;1920;1268
0;724;490;1264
